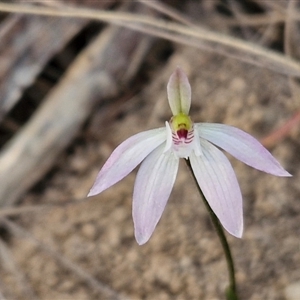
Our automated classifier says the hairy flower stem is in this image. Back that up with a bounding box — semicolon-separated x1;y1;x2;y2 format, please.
186;159;239;300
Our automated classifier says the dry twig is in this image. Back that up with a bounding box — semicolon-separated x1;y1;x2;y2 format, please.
137;0;197;27
0;2;300;77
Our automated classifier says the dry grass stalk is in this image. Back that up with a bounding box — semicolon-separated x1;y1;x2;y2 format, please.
0;2;300;77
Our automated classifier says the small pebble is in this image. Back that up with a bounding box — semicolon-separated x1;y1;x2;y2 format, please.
285;282;300;300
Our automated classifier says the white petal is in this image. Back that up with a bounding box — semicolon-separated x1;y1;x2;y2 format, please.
189;139;243;238
133;145;179;245
196;123;291;177
88;127;166;197
167;67;191;115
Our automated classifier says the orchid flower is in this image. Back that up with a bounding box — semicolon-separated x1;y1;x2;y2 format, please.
88;67;291;245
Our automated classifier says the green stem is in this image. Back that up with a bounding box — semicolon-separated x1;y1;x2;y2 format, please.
185;159;239;300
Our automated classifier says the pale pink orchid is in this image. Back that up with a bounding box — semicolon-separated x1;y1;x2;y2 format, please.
88;67;291;245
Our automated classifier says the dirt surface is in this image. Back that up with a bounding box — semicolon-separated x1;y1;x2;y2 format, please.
1;44;299;300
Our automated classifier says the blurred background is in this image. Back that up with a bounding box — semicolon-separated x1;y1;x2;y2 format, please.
0;0;299;299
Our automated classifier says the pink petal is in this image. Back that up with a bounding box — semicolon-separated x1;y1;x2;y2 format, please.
189;139;243;238
88;128;166;197
167;67;191;115
196;123;291;177
133;145;179;245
